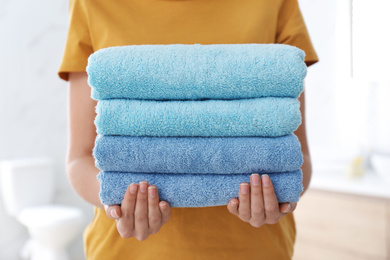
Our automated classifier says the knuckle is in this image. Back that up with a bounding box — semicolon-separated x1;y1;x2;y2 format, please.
149;215;161;225
136;234;149;241
149;197;159;206
150;227;161;234
263;188;276;197
136;196;147;203
251;207;265;216
239;213;251;221
250;220;263;228
119;230;132;239
240;192;249;198
162;208;171;218
265;204;279;213
128;193;137;200
250;187;261;196
121;211;130;219
227;205;235;214
160;204;171;216
135;214;148;223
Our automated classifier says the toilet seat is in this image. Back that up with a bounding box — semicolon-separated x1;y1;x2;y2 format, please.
0;159;85;260
17;205;83;228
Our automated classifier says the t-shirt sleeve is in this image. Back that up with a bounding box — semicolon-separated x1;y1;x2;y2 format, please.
276;0;319;67
58;0;93;81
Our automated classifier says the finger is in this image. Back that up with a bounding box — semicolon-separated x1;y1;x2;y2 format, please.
280;202;298;214
134;181;149;240
249;174;265;226
238;182;251;222
159;201;171;225
148;185;162;234
261;174;280;224
104;205;121;220
279;202;290;214
227;198;239;216
117;183;138;238
291;202;298;212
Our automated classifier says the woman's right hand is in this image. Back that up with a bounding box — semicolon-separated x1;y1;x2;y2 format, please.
104;181;171;241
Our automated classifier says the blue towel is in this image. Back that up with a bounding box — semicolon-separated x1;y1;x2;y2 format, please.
87;44;307;100
98;170;303;207
95;98;301;137
93;134;303;174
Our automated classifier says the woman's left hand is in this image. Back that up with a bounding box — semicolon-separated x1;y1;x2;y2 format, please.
227;173;297;228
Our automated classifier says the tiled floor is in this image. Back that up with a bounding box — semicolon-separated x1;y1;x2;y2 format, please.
293;189;390;260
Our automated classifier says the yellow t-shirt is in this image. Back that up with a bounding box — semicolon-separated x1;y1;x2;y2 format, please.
59;0;318;259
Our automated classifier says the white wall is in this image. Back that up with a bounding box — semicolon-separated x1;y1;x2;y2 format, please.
0;1;92;259
299;0;342;154
300;0;390;169
352;0;390;152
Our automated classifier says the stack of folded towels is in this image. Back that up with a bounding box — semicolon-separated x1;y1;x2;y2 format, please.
87;44;307;208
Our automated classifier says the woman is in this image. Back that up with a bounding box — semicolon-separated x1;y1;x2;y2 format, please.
59;0;318;259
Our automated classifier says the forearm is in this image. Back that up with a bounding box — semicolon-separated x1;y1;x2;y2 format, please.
67;72;103;207
301;153;312;196
296;89;312;197
66;155;103;208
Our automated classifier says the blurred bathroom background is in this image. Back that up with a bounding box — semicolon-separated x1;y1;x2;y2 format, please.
0;0;389;259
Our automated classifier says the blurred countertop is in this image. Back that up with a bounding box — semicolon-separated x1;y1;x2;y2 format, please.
310;165;390;199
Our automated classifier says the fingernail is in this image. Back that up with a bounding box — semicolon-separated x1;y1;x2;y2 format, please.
148;186;156;198
110;208;119;219
251;174;260;186
231;200;237;206
139;181;148;193
240;183;249;194
262;174;271;187
129;183;137;194
283;203;291;213
160;202;167;210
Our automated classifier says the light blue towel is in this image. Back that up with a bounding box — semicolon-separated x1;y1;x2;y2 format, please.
95;98;301;137
93;134;303;174
98;170;303;207
87;44;307;100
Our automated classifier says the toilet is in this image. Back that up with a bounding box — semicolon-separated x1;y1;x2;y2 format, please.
0;158;84;260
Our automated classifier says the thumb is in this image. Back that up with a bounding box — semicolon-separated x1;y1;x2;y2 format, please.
104;204;122;220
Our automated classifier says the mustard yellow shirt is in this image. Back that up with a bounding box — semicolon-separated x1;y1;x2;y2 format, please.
59;0;318;259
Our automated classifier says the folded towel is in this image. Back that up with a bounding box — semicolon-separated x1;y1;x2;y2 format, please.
93;134;303;174
87;44;307;100
95;98;301;137
98;170;303;207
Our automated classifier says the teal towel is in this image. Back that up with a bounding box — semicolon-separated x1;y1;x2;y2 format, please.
98;170;303;207
93;135;303;174
87;44;307;100
95;98;301;137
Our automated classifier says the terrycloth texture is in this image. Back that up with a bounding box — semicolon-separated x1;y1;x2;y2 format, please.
93;134;303;174
87;44;307;100
95;98;301;137
98;170;303;207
